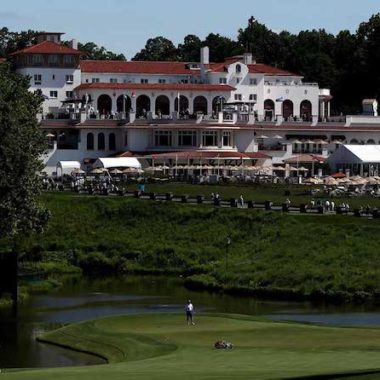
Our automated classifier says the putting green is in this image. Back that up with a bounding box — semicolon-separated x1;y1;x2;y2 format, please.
2;314;380;380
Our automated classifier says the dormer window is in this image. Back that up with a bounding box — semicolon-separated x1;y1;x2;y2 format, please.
236;64;241;73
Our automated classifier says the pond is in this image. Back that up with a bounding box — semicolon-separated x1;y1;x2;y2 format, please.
0;275;379;369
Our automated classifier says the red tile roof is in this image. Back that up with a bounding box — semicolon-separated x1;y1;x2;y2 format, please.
207;62;299;76
10;41;81;55
75;83;235;92
80;60;200;75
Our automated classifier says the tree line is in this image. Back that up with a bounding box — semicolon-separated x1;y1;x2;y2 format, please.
2;13;380;113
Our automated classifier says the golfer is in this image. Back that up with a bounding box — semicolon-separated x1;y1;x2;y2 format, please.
186;300;195;325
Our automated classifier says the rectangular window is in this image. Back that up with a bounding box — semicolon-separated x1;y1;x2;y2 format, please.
66;91;73;98
63;55;75;65
249;94;257;101
202;131;218;147
50;91;58;98
110;78;118;83
234;94;242;101
180;79;189;84
92;78;100;83
34;74;42;85
178;131;196;147
158;79;166;84
154;131;172;146
32;55;43;65
236;77;241;84
219;77;227;84
52;74;55;80
222;131;231;147
66;74;74;84
140;78;148;84
250;78;257;85
48;54;59;65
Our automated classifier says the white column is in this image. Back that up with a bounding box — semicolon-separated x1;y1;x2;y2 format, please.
327;101;331;118
150;95;156;116
111;95;117;113
189;95;194;114
320;101;325;120
207;94;213;116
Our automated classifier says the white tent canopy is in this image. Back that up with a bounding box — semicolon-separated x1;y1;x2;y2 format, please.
56;161;81;177
329;145;380;164
93;157;142;169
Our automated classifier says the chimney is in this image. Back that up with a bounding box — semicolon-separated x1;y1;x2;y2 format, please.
69;39;78;50
200;46;209;65
243;53;253;65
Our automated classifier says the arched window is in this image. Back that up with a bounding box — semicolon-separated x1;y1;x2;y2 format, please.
300;100;312;121
236;64;241;73
136;95;151;118
117;95;131;113
282;100;294;120
350;139;358;144
97;94;112;115
212;96;226;113
155;95;170;116
175;95;189;114
87;132;94;150
193;96;208;114
98;132;105;150
109;133;116;150
367;139;376;144
264;99;275;120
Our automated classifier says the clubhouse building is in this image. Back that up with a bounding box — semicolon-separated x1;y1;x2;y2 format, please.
9;32;380;175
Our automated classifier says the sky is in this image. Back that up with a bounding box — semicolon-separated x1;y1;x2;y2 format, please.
1;0;380;59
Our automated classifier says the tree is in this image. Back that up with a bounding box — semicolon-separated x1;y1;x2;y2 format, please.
0;62;48;238
132;36;178;61
78;41;126;60
0;28;39;58
203;33;242;62
178;34;202;62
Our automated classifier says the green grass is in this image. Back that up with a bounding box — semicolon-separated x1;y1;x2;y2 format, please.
2;314;380;380
10;192;380;302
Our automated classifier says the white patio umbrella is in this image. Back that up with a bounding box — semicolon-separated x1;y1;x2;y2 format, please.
273;166;286;171
298;166;309;171
46;133;55;138
109;168;123;175
145;166;163;172
324;177;338;185
90;168;104;174
258;135;269;139
273;135;283;139
71;168;85;174
292;139;303;144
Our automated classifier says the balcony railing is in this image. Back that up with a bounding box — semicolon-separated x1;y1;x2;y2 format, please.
264;81;318;87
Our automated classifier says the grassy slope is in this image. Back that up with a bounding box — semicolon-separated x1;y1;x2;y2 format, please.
17;192;380;299
2;314;380;380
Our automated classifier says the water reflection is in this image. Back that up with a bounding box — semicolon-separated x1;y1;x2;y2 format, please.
0;275;379;369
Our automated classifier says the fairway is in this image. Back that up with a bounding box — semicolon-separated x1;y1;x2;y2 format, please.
2;314;380;380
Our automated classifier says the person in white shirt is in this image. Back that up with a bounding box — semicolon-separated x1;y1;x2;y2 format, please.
186;300;195;325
